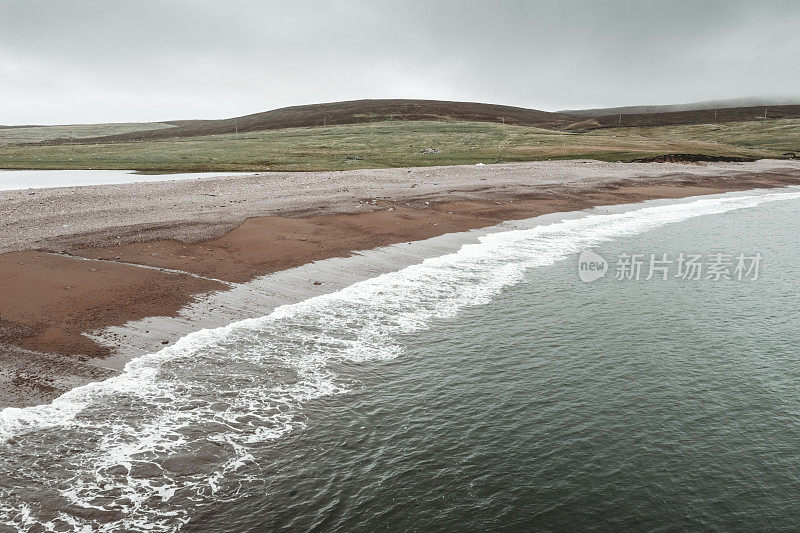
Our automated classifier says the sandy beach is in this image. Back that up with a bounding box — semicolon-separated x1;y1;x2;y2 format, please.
2;159;800;408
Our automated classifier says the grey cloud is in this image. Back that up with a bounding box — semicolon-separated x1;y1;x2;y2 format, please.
1;0;799;124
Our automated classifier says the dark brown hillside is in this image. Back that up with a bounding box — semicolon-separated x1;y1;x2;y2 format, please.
36;100;800;146
72;99;584;143
582;105;800;128
161;119;210;127
561;97;800;116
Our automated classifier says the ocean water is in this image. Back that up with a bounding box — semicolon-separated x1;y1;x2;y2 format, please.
1;188;800;531
0;170;247;191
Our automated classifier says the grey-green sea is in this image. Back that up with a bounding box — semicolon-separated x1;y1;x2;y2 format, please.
2;187;800;532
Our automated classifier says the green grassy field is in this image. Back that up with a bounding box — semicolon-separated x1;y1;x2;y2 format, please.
591;119;800;156
0;122;176;144
0;119;797;172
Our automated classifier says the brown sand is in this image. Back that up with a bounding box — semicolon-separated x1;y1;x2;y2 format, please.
67;184;770;283
2;160;800;407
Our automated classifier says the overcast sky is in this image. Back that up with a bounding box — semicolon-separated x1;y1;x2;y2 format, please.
2;0;799;125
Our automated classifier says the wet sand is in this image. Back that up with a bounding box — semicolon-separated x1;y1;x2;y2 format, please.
2;159;800;407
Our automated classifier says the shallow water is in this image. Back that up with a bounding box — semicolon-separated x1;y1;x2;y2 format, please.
0;169;247;191
1;188;799;531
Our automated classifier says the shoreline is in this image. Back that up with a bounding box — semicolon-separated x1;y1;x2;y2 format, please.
0;168;255;192
2;160;800;408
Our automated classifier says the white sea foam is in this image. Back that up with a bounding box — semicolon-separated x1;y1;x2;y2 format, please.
2;188;800;531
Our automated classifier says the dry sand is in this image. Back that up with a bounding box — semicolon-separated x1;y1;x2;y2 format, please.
2;159;800;407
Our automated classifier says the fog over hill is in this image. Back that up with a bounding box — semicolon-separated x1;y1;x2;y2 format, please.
563;97;800;116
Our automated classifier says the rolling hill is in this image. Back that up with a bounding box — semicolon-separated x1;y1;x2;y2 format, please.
571;105;800;128
41;99;800;146
2;98;798;171
561;97;800;116
67;99;582;143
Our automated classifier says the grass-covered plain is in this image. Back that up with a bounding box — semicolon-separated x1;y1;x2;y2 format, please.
1;119;798;172
0;122;177;144
591;119;800;156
